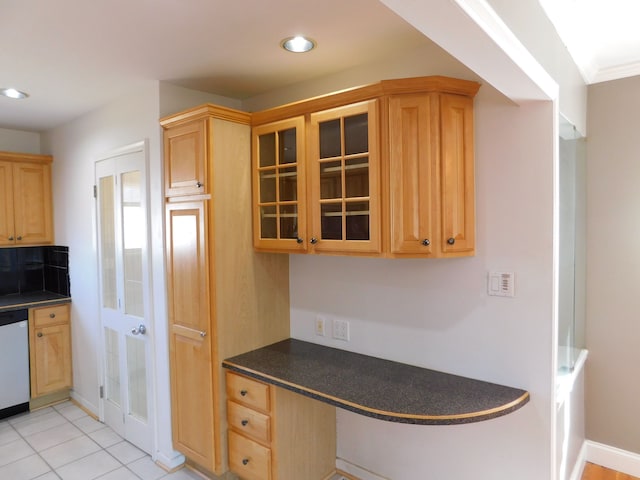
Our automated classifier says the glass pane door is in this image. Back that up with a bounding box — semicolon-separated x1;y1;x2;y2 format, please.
253;116;306;250
95;144;153;454
310;100;380;253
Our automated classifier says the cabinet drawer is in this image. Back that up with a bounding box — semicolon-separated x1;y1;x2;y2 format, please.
226;372;270;412
228;430;271;480
33;304;70;328
227;400;271;444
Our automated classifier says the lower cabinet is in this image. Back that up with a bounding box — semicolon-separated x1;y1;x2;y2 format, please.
29;304;72;399
226;371;336;480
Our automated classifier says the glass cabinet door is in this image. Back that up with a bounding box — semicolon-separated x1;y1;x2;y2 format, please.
252;117;306;251
309;100;380;253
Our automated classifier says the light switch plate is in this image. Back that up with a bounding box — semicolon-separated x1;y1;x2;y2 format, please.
488;272;515;297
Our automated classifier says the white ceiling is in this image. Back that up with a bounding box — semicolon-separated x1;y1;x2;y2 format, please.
539;0;640;84
1;0;638;133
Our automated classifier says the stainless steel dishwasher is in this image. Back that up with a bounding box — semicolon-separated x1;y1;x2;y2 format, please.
0;309;30;419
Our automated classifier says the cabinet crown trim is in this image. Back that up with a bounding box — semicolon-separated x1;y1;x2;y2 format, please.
251;75;481;125
0;151;53;164
160;104;251;128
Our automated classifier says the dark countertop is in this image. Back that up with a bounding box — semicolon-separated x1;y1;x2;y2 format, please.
223;339;529;425
0;292;72;312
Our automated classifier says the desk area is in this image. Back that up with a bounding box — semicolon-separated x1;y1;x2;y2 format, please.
223;338;529;426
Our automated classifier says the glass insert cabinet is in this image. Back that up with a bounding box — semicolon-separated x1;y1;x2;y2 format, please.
251;75;479;258
253;101;380;254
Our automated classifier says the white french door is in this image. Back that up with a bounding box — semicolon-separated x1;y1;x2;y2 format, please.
95;142;154;454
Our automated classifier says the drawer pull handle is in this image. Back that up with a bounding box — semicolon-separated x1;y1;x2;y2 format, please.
242;458;250;466
241;419;249;426
240;389;248;397
37;332;43;338
49;313;56;318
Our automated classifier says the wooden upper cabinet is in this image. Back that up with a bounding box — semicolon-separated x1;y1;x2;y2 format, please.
0;152;53;247
250;75;479;258
0;161;15;247
309;100;381;254
252;117;307;252
164;119;207;197
388;93;437;256
439;93;475;256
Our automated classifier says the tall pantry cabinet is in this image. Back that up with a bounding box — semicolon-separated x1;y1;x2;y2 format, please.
161;105;290;476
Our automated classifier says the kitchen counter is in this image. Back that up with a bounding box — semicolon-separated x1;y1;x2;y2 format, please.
223;339;529;425
0;292;71;312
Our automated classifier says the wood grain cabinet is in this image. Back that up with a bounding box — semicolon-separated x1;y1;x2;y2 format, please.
226;371;336;480
162;105;290;477
29;304;72;398
0;152;54;247
251;75;480;258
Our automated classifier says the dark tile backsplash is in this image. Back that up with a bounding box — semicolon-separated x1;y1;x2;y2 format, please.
0;246;70;297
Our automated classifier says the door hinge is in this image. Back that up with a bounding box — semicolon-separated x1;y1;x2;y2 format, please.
99;385;104;399
93;185;97;198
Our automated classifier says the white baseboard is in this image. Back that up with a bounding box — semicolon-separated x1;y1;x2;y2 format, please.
585;440;640;477
69;390;98;417
335;458;389;480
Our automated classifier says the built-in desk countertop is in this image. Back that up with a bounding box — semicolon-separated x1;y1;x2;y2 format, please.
223;339;529;425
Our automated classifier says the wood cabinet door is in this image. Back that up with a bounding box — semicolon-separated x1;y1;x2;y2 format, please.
31;323;72;397
0;161;15;246
164;119;207;197
439;94;475;256
12;162;53;245
165;201;216;471
309;100;381;254
388;94;438;255
252;117;307;252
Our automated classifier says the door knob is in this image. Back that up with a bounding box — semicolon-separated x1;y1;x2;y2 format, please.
131;324;147;335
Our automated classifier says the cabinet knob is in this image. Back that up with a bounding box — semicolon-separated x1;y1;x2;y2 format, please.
242;458;250;466
447;237;456;245
199;331;207;338
421;239;430;246
310;237;318;245
241;419;249;426
240;389;248;397
16;236;22;241
49;313;56;318
37;332;43;338
8;236;13;241
196;181;203;188
296;237;303;244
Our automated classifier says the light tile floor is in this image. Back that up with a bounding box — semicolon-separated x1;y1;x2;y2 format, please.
0;402;205;480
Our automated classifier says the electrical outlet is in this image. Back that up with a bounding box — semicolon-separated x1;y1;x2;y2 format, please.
314;316;326;336
333;318;350;341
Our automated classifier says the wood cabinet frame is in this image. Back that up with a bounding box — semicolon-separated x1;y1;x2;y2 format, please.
251;75;480;258
0;151;53;247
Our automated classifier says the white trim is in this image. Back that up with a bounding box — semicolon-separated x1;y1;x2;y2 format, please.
154;451;186;472
335;458;389;480
585;440;640;478
568;442;587;480
591;61;640;85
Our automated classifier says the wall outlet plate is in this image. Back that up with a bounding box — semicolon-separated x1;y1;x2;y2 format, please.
333;318;350;341
315;316;326;336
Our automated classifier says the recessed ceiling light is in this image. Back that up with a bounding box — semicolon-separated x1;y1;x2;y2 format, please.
281;36;316;53
0;88;29;99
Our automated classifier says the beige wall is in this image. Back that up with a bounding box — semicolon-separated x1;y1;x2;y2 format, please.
586;75;640;453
